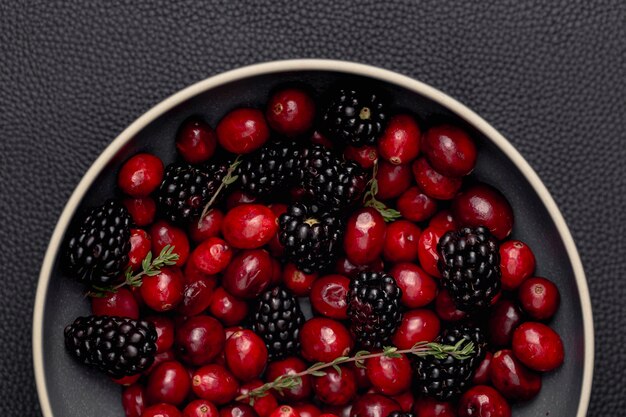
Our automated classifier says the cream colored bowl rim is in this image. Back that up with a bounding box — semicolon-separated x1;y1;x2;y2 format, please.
32;59;593;417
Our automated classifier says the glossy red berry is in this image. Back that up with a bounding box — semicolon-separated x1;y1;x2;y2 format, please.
118;153;164;197
175;315;225;365
428;210;457;232
220;404;260;417
150;220;190;266
238;380;279;417
366;353;412;396
512;322;564;372
499;240;535;290
490;350;541;401
177;276;216;316
146;360;191;406
382;221;421;263
222;204;278;249
417;227;444;278
270;405;299;417
314;366;357;406
283;263;318;297
334;257;384;279
472;351;493;385
451;183;514;240
392;309;440;349
217;108;269;154
322;406;351;417
209;287;249;326
142;404;182;417
176;118;217;164
266;356;312;402
91;287;139;319
183;260;218;286
411;157;462;200
224;329;268;381
127;228;152;271
344;208;387;266
192;364;239;404
146;315;175;353
422;125;477;177
391;391;414;413
190;237;233;275
112;373;141;386
189;209;224;243
350;394;400;417
300;318;353;363
310;274;350;319
434;288;467;322
266;88;316;137
458;386;511;417
488;299;524;347
390;263;437;308
269;257;283;286
378;114;421;165
140;267;185;312
350;364;371;390
412;396;456;417
183;399;220;417
122;383;146;417
144;350;176;376
226;190;258;210
375;162;412;200
123;197;157;227
344;145;378;169
518;277;560;320
222;249;273;299
396;187;438;223
295;404;321;417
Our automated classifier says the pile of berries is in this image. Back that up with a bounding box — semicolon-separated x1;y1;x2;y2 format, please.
62;84;565;417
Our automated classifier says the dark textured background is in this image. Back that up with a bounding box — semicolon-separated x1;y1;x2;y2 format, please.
0;0;624;415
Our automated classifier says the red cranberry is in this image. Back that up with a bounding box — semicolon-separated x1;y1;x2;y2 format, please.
382;221;421;263
142;404;182;417
183;260;218;285
268;204;288;256
310;274;350;319
412;396;456;417
300;318;353;362
91;287;139;319
222;204;277;249
378;114;421;165
146;315;175;353
458;386;511;417
266;357;312;402
270;406;299;417
192;364;239;404
146;361;191;406
190;209;224;243
191;237;233;275
239;380;279;417
266;88;316;137
350;394;400;417
412;158;462;200
396;187;438;223
314;366;357;405
344;145;378;169
392;309;440;349
488;299;524;347
224;329;268;381
217;108;269;154
375;162;412;200
283;263;318;297
176;315;225;366
451;183;514;240
295;404;321;417
391;391;414;413
320;414;340;417
429;210;457;232
144;350;176;376
335;257;384;279
270;257;283;286
434;288;467;322
210;287;249;326
123;197;157;227
490;350;541;401
220;404;260;417
183;399;220;417
344;208;386;265
127;228;152;271
422;125;477;177
512;322;564;372
322;406;351;417
472;352;493;385
389;263;437;308
118;153;164;197
112;373;141;386
122;383;145;417
366;354;412;396
227;191;258;210
223;249;273;299
499;240;535;290
417;227;444;277
141;267;184;312
150;220;190;266
518;277;560;320
176;118;217;164
177;276;216;316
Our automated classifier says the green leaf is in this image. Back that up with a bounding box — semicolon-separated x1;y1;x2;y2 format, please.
310;370;327;377
332;364;342;375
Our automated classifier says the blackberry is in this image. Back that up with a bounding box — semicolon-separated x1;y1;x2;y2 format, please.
64;315;157;378
252;286;305;360
156;162;227;224
278;203;343;273
346;271;402;348
64;200;131;286
321;88;388;146
237;140;304;196
437;226;501;312
301;145;368;211
414;324;486;400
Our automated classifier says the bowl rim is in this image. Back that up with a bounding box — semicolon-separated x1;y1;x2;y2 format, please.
32;59;594;417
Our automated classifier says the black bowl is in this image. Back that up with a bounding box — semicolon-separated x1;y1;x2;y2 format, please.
33;60;593;417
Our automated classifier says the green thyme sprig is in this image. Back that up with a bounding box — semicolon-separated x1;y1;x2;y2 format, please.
236;339;475;405
198;155;243;224
362;160;402;222
87;244;179;297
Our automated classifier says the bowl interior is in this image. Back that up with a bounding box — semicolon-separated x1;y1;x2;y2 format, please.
39;69;586;416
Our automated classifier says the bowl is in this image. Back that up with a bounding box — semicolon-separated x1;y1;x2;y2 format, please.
32;59;593;417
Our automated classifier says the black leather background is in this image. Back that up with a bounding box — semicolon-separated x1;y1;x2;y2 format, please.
1;0;624;415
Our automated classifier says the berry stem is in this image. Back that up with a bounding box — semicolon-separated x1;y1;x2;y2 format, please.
362;161;402;222
236;339;474;404
198;155;243;224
